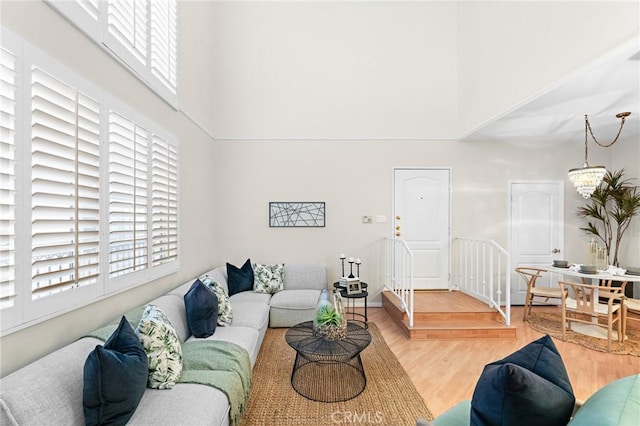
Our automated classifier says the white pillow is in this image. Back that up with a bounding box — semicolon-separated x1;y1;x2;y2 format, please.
252;263;285;294
201;277;233;326
136;304;182;389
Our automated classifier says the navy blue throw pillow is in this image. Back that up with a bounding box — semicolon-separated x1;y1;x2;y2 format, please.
83;316;148;426
227;258;254;296
184;279;218;338
470;335;575;426
496;334;573;396
471;363;575;426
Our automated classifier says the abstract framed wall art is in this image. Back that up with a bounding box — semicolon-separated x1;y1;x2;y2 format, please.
269;202;326;227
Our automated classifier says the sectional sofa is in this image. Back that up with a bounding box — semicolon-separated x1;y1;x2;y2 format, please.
0;263;327;426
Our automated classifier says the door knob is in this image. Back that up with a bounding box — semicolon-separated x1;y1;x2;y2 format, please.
395;226;401;230
396;215;401;220
552;249;560;253
396;232;401;237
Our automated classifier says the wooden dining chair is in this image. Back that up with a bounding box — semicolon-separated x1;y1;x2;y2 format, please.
622;296;640;337
516;267;564;321
558;280;624;352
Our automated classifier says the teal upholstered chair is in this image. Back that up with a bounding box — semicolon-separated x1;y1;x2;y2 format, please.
430;374;640;426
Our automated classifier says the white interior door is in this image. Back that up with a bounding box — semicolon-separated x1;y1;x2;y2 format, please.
510;181;564;305
393;168;450;290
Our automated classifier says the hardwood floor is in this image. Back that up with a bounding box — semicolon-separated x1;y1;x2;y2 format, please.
368;305;640;417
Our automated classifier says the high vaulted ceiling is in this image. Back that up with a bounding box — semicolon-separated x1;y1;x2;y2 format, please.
461;38;640;146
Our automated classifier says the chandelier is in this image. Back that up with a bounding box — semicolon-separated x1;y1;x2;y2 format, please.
568;112;630;198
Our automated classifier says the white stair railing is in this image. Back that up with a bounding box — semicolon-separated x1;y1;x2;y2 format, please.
382;237;414;327
452;237;511;326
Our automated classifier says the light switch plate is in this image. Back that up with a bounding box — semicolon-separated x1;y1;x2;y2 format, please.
362;215;373;224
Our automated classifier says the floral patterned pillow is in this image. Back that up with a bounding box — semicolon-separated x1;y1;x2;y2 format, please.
136;305;182;389
253;263;285;294
201;277;233;327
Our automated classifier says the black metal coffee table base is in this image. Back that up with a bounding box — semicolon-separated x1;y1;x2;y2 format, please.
290;353;366;402
285;321;371;402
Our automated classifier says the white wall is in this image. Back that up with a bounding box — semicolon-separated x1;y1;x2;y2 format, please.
457;1;640;137
613;135;640;268
206;1;458;139
0;1;219;376
213;137;600;303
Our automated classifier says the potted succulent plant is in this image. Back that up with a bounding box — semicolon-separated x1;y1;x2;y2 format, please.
577;169;640;267
313;289;347;340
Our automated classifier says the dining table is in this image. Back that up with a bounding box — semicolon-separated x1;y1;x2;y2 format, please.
545;265;640;340
546;265;640;289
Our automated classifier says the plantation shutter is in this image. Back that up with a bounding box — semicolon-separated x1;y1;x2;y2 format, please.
77;0;100;20
106;0;149;65
0;47;17;309
31;67;101;300
150;0;177;93
108;111;149;278
151;135;177;266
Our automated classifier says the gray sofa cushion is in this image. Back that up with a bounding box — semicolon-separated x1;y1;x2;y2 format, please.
128;383;229;426
168;267;229;297
0;337;102;426
284;264;327;290
206;267;230;293
270;289;321;310
146;294;190;342
231;302;270;331
229;291;271;305
269;304;318;328
269;289;322;327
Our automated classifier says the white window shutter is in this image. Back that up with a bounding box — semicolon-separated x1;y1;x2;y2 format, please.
0;46;17;310
151;135;177;266
77;0;101;20
31;67;101;300
46;0;178;106
150;0;177;94
107;0;149;65
108;111;149;278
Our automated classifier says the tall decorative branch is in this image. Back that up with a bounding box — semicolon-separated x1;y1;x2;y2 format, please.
577;169;640;266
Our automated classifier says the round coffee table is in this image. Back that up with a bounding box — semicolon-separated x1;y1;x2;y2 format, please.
285;321;371;402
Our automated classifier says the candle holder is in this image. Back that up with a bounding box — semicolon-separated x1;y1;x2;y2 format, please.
339;254;346;277
355;259;361;278
348;258;355;278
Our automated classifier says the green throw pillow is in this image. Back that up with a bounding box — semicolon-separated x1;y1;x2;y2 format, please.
136;305;183;389
202;277;233;326
253;263;285;294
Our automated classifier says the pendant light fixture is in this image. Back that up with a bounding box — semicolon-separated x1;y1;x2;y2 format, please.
568;112;630;198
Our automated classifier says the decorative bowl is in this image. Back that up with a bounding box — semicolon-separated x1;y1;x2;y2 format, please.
579;265;597;274
553;260;569;268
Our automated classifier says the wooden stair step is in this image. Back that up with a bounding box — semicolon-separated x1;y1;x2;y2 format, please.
412;311;503;323
382;290;517;340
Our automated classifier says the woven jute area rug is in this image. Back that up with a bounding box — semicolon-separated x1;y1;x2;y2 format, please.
240;323;433;425
527;312;640;356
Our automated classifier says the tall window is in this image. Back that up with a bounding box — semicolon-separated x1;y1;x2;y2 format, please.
108;111;149;278
30;67;101;300
45;0;178;106
1;29;179;334
0;45;17;313
151;135;178;266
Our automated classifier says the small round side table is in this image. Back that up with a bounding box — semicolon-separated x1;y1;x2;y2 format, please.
333;281;368;328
